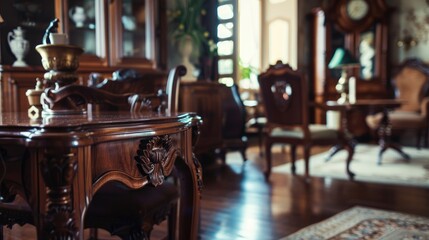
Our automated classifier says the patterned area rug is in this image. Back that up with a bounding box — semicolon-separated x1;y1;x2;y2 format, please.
282;206;429;240
272;144;429;187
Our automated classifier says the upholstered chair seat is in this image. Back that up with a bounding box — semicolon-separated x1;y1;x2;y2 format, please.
270;124;340;140
85;181;179;238
366;110;427;129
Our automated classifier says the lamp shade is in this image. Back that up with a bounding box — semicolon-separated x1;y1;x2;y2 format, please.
328;48;360;69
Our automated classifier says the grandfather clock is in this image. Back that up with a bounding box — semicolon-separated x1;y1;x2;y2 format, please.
310;0;391;139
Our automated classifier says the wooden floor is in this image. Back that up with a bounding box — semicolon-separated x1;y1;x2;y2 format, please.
198;143;429;239
4;140;429;239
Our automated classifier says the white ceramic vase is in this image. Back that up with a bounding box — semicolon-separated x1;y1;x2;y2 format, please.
8;26;29;67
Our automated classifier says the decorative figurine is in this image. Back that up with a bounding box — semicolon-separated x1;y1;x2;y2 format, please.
69;6;87;28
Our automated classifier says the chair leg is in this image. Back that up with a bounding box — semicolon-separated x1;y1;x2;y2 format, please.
258;126;264;157
290;145;297;174
303;145;311;178
264;141;272;180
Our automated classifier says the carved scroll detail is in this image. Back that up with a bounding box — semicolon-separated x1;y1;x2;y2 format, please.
192;153;203;192
191;120;203;192
40;150;77;239
134;135;178;187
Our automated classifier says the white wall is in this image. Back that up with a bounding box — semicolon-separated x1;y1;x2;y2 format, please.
261;0;297;70
388;0;429;64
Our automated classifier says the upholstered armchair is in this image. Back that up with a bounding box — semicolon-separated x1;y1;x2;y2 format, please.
366;58;429;148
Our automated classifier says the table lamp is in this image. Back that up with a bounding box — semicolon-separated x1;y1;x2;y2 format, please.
328;48;360;104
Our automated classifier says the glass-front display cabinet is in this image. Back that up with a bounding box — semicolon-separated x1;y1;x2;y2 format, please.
0;0;164;113
56;0;155;68
61;0;156;68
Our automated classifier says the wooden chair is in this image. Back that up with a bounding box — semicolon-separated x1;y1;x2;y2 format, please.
366;58;429;149
258;60;355;180
0;66;189;239
217;84;248;164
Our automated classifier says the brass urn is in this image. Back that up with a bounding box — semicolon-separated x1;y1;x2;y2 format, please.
35;44;84;89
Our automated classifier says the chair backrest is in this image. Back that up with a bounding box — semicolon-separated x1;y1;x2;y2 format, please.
258;60;308;128
90;66;186;114
221;84;247;139
90;68;164;96
40;66;186;114
394;58;429;112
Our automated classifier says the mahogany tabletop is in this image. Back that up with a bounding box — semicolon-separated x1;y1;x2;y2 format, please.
0;111;197;127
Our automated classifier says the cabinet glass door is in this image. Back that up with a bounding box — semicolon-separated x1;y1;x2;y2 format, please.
67;0;96;54
110;0;155;68
65;0;107;66
121;0;146;58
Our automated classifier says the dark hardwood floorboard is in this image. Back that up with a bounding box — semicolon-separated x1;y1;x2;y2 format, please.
4;141;429;239
198;143;429;239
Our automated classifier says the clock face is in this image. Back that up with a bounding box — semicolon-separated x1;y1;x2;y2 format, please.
346;0;369;21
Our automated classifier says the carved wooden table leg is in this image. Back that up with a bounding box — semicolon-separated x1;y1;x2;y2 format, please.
324;109;356;179
39;148;78;239
377;109;410;165
344;139;356;179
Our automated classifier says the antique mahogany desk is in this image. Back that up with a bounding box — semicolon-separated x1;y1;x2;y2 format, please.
0;111;202;239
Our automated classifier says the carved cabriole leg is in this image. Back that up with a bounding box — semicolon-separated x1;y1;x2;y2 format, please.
39;148;78;240
179;128;202;240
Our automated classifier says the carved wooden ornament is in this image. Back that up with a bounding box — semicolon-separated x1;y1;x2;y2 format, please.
134;135;179;186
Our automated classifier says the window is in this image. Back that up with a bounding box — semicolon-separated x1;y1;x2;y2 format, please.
216;0;236;86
